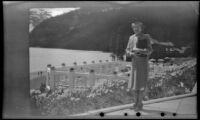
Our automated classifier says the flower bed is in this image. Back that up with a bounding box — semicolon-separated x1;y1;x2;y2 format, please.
30;58;196;116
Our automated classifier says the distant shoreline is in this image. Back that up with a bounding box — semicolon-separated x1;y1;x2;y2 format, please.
29;47;111;53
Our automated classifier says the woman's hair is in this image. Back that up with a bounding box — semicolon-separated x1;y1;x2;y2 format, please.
131;21;144;30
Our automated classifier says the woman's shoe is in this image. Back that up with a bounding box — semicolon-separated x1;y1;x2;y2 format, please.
134;90;144;111
134;103;143;111
131;90;139;110
133;103;137;109
134;94;143;111
130;103;137;110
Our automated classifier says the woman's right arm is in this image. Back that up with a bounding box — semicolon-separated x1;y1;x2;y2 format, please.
126;36;140;56
126;37;131;52
126;36;132;55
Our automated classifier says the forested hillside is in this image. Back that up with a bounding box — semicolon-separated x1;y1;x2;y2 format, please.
30;3;197;58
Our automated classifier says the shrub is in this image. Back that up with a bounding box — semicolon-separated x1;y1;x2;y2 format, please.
40;83;46;93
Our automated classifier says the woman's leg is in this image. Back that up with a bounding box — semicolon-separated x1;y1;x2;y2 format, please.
131;90;139;109
135;57;148;111
135;90;145;111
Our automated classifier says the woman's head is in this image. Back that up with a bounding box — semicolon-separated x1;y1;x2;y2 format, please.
131;21;144;35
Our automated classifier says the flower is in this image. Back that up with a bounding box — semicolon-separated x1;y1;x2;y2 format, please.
46;85;50;91
105;89;108;93
75;98;80;101
70;97;75;101
180;82;184;87
109;90;113;93
171;72;176;76
185;88;190;93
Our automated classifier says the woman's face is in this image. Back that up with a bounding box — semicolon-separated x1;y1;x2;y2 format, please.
132;25;142;35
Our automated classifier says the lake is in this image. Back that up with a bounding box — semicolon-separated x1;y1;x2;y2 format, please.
29;47;112;72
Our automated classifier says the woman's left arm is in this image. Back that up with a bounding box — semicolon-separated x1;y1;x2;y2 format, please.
146;34;153;56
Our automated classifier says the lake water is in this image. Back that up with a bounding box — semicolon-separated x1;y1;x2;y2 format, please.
29;47;112;72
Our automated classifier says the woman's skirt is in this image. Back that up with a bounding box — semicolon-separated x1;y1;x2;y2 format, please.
128;55;149;91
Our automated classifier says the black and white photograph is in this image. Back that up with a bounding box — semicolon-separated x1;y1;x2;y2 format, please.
3;1;198;119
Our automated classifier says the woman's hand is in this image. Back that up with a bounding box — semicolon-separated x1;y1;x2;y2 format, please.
135;49;148;55
127;48;147;56
126;50;135;56
132;48;144;54
132;48;151;57
126;50;131;56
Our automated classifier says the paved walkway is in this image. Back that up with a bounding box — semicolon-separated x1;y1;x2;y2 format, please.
72;92;197;119
106;96;196;118
4;95;196;119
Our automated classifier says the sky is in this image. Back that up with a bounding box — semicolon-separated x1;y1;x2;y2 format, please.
29;8;80;32
43;8;80;17
30;7;80;17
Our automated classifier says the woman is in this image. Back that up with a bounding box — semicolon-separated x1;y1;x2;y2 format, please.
126;21;153;111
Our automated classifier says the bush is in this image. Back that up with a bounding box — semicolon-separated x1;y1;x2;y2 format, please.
40;83;46;93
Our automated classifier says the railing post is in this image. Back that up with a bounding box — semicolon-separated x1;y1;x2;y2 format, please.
61;63;67;71
114;66;119;73
73;62;77;72
83;76;87;89
92;60;95;64
192;82;197;93
46;65;55;90
123;54;126;61
61;63;66;68
88;69;95;88
83;61;87;65
46;64;51;88
68;68;75;90
99;60;102;63
50;66;56;90
104;63;107;74
128;65;133;89
112;71;118;81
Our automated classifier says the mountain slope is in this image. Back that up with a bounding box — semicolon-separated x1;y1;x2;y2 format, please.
30;4;197;58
